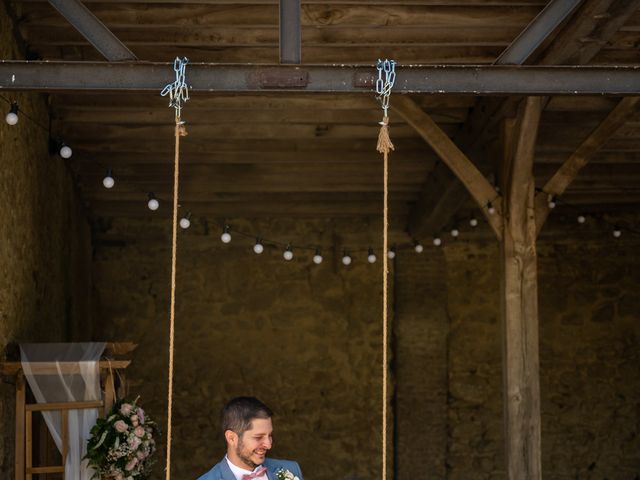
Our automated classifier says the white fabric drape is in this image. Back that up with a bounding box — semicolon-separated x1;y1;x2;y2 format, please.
20;342;106;480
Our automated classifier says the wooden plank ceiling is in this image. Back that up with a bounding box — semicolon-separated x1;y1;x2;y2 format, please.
7;1;640;232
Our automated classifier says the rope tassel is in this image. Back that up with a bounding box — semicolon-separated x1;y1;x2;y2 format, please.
377;116;394;155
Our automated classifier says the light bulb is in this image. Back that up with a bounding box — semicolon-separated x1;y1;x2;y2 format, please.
313;249;323;265
5;103;18;125
253;239;264;254
469;217;478;227
451;228;460;238
179;212;191;229
577;215;586;224
342;252;352;266
414;242;424;253
548;195;556;209
59;144;72;159
220;225;231;243
283;246;293;261
387;249;396;259
487;202;495;215
102;169;115;189
433;237;442;247
367;248;377;264
147;193;159;211
613;227;622;238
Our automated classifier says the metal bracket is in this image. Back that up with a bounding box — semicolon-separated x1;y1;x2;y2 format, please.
248;68;309;89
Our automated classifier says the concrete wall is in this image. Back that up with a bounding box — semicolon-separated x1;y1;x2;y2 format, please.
92;216;640;480
0;2;93;476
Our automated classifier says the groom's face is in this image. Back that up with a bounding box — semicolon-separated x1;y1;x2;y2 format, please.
229;417;273;469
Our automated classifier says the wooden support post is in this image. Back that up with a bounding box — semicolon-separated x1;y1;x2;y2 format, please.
15;371;25;480
62;409;69;466
25;410;32;480
104;368;116;416
501;97;543;480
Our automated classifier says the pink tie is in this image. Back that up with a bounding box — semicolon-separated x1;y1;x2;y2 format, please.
242;467;267;480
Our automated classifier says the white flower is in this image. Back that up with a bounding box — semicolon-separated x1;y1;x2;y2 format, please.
276;468;298;480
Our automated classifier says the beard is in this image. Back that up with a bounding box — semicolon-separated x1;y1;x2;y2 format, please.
236;439;259;469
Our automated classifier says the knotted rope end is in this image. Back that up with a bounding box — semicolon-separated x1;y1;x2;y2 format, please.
377;117;394;155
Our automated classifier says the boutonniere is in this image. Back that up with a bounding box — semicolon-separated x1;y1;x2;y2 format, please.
275;468;300;480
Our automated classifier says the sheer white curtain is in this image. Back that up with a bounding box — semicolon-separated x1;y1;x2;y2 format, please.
20;342;106;480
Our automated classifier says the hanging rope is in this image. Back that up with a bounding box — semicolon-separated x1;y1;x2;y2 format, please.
161;57;190;480
375;58;395;480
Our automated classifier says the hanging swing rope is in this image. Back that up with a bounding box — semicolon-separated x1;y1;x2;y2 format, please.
375;58;395;480
161;57;190;480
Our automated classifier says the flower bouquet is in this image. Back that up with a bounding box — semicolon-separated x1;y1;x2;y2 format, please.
275;468;300;480
85;398;158;480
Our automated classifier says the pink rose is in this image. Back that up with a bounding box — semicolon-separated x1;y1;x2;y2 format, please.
114;420;128;433
129;436;142;450
134;426;145;438
125;458;138;471
136;450;147;460
120;403;133;416
136;408;145;424
131;415;139;427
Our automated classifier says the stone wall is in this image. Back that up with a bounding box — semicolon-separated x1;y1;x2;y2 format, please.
93;214;640;480
0;2;93;476
92;217;390;480
432;236;640;480
394;248;449;479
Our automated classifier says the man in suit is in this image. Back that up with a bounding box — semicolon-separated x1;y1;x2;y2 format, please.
197;397;303;480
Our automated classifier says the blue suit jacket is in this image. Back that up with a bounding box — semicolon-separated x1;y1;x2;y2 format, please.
197;457;303;480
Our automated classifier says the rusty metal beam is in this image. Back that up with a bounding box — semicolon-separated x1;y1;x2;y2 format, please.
1;62;639;94
279;0;301;64
47;0;137;62
495;0;583;65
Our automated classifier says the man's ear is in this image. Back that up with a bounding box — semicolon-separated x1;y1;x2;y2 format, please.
224;429;238;446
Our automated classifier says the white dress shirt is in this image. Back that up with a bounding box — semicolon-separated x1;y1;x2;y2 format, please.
225;456;268;480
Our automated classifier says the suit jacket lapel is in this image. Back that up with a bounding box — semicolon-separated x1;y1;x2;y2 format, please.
219;459;237;480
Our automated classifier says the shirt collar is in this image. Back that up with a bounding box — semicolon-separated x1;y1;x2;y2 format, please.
225;455;265;480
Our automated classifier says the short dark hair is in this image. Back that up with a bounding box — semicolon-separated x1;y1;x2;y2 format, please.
221;397;273;437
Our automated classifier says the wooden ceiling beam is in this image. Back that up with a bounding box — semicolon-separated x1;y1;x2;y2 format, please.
534;96;640;232
16;5;541;28
64;150;437;165
537;0;640;65
406;0;640;236
21;25;522;48
405;0;580;236
49;93;476;110
54;108;466;125
391;95;502;238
